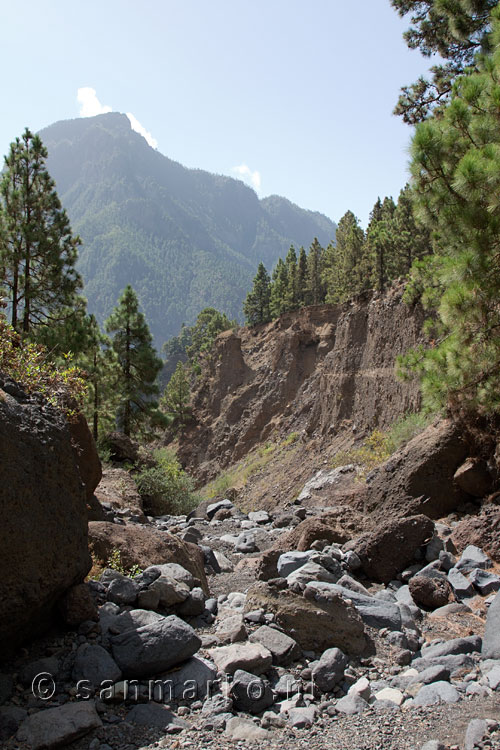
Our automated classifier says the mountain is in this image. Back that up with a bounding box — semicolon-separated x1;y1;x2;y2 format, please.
40;113;336;347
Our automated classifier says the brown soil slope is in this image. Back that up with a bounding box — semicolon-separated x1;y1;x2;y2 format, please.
179;286;426;506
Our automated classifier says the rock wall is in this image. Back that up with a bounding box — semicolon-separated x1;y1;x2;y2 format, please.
0;379;98;658
179;285;425;482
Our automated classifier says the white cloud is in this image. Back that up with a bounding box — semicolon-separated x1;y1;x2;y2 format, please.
77;87;112;117
232;163;262;192
126;112;158;149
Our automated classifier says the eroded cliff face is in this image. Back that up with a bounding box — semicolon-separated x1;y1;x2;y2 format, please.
179;285;426;491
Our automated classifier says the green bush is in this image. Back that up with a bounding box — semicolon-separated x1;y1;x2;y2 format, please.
135;447;199;516
0;316;86;411
387;411;434;452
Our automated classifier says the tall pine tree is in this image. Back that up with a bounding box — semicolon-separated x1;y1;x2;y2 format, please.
306;237;325;305
105;285;163;437
243;263;271;325
0;128;85;349
79;315;121;441
323;211;366;302
270;258;288;318
400;7;500;414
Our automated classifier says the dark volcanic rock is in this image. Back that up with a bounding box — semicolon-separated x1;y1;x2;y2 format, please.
0;385;91;658
350;515;434;584
409;573;453;610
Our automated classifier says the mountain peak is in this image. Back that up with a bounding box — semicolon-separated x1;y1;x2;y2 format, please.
40;115;336;346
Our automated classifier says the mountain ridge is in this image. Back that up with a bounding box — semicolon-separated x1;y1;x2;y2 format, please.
40;112;337;346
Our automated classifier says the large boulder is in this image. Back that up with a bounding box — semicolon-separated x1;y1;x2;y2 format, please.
349;515;434;583
0;385;92;658
451;505;500;563
67;410;102;502
244;582;366;654
105;431;140;463
111;615;201;678
94;467;145;520
273;509;353;553
482;591;500;660
88;521;209;594
357;420;470;521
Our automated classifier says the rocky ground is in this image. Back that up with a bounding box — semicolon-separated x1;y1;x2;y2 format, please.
2;493;500;750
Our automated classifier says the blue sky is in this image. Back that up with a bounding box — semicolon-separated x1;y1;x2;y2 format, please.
1;0;434;227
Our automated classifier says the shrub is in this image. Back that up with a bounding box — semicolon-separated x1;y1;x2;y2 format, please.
135;447;199;515
0;317;86;411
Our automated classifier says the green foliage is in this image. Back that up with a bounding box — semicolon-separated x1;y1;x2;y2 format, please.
387;411;434;450
330;429;394;478
161;361;191;429
243;262;271;325
105;285;163;437
161;308;235;385
135;447;199;515
78;314;122;441
0;128;87;352
0;315;86;409
106;549;142;578
323;211;366;303
400;10;500;415
330;412;433;478
391;0;496;123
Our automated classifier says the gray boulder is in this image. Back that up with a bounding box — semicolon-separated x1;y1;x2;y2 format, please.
482;591;500;659
414;681;460;706
455;545;492;572
307;582;402;630
312;647;348;692
16;701;101;750
464;719;488;750
468;568;500;596
111;615;201;678
249;625;301;666
334;692;369;714
277;551;315;578
156;656;217;702
72;643;121;685
421;635;481;660
230;669;274;714
126;703;187;730
447;567;474;599
106;576;138;606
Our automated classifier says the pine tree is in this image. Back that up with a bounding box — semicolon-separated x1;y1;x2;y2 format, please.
186;307;235;367
270;259;288;318
297;247;308;307
105;285;163;437
323;211;366;303
161;361;191;427
284;245;299;311
391;0;496;123
306;237;325;305
243;263;271;325
79;315;121;441
366;196;397;292
400;8;500;414
0;128;85;348
393;184;431;276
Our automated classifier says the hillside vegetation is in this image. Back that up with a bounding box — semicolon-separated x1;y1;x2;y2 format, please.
40;112;336;346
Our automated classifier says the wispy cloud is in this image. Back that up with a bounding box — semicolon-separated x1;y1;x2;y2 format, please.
232;163;262;192
76;87;158;150
77;87;112;117
126;112;158;149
